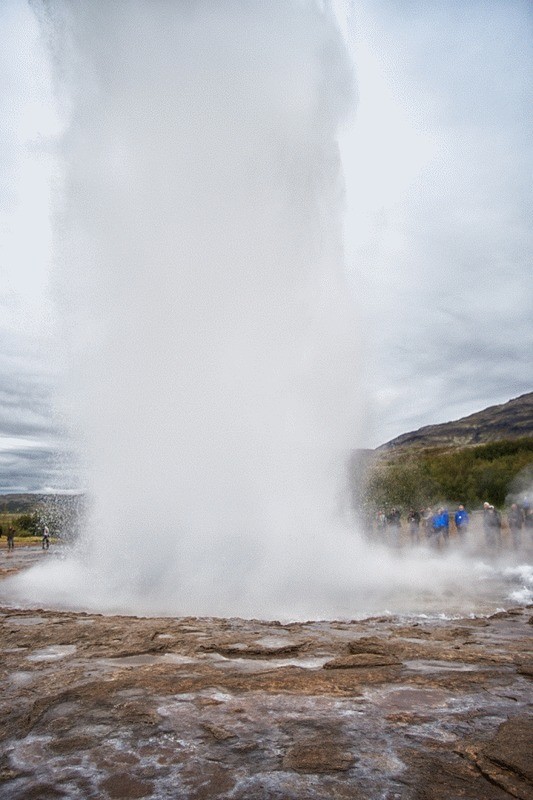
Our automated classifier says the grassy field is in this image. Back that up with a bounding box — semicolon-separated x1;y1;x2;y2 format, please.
0;536;43;547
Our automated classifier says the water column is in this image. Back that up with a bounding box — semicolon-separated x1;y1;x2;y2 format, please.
35;0;363;616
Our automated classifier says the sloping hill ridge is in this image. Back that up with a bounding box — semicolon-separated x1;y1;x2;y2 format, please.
378;392;533;452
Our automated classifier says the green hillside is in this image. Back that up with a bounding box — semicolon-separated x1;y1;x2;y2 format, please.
356;393;533;512
360;437;533;512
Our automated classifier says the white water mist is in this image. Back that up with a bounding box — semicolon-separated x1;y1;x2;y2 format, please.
18;0;366;616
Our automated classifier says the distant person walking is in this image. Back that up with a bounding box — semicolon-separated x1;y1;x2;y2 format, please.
454;505;469;541
483;502;501;549
6;525;15;551
42;525;50;550
507;504;524;550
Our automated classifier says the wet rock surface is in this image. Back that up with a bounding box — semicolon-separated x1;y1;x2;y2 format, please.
0;554;532;798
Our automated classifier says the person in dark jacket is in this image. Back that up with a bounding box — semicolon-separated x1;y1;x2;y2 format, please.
6;526;15;551
422;507;433;541
507;504;524;550
386;508;402;548
483;502;501;549
441;508;450;543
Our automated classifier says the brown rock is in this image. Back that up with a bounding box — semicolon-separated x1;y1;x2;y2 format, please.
49;735;95;754
428;626;474;640
283;740;355;773
348;637;393;654
200;640;306;658
201;722;236;741
324;653;401;669
99;773;154;799
482;717;533;784
457;717;533;800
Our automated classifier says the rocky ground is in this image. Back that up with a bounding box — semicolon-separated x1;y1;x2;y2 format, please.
0;547;532;799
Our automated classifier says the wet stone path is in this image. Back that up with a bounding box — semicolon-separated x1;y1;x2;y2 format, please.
0;595;532;799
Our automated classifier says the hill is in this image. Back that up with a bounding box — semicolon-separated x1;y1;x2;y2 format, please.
357;393;533;511
0;494;44;513
378;392;533;453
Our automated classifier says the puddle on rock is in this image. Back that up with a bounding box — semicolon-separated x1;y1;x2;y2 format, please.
9;671;35;687
210;654;330;672
26;645;77;662
7;616;46;627
254;635;294;647
403;660;479;673
95;651;325;672
98;653;197;668
366;686;452;711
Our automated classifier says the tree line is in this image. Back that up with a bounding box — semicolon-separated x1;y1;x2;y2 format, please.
0;495;85;540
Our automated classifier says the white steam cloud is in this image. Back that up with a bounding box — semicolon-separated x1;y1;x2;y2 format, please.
10;0;364;617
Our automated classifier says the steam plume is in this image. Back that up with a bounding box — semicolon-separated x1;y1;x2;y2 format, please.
19;0;366;616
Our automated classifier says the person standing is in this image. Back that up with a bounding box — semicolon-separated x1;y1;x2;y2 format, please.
6;525;15;551
422;507;433;542
42;525;50;550
441;508;450;543
524;507;533;537
407;509;421;544
454;504;469;541
431;508;447;549
483;502;501;549
386;508;402;548
376;510;387;537
507;504;524;550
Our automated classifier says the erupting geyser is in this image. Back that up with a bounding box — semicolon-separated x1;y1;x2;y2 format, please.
11;0;366;617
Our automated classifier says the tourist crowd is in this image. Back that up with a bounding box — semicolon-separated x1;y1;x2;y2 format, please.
372;500;533;550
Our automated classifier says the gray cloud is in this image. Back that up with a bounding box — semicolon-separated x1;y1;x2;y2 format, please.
350;0;533;445
0;323;76;492
0;451;65;495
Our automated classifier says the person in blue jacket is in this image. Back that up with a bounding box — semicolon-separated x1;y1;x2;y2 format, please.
441;508;450;542
454;504;469;540
431;507;448;548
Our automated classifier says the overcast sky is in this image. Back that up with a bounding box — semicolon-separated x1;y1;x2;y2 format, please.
0;0;531;492
341;0;532;446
